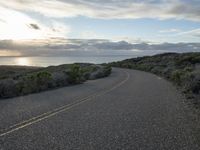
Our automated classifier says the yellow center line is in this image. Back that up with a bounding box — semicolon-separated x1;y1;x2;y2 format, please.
3;93;100;131
0;71;130;137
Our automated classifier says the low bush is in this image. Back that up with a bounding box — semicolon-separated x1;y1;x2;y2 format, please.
89;65;112;80
103;65;112;76
0;64;112;99
3;71;53;96
51;72;69;87
66;64;83;84
0;79;18;98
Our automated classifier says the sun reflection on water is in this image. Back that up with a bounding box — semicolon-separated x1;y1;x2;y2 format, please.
15;57;31;66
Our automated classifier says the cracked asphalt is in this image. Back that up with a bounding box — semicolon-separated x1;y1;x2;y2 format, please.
0;68;199;150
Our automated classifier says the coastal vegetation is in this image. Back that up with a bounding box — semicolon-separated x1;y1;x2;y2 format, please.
109;52;200;105
0;63;112;99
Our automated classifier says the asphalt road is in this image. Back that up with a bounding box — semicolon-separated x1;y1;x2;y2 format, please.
0;68;199;150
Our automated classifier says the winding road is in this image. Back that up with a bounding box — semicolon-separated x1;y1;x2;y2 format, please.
0;68;199;150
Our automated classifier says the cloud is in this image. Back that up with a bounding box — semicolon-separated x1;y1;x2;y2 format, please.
0;39;199;57
29;24;40;30
0;0;200;21
177;28;200;37
0;5;71;40
159;28;181;33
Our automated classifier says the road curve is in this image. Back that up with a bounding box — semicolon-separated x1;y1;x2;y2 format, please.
0;68;199;150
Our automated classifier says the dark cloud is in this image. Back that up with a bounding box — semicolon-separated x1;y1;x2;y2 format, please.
29;23;40;30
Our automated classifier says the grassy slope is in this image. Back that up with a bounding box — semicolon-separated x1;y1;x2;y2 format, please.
0;66;42;80
0;63;111;99
109;52;200;105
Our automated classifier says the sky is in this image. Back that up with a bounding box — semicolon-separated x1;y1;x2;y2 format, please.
0;0;200;57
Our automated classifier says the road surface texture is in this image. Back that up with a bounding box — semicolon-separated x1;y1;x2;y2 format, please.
0;68;199;150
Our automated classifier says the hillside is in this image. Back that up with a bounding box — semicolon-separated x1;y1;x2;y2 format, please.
0;64;111;99
109;52;200;106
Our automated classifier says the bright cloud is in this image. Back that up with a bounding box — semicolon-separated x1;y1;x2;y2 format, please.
159;29;181;33
0;0;200;21
0;0;199;41
0;0;199;51
177;28;200;37
0;5;71;40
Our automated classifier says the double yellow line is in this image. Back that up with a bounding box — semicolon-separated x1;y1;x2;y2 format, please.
0;71;130;137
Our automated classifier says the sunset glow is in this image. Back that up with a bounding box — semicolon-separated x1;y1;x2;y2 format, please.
0;8;44;40
15;57;31;66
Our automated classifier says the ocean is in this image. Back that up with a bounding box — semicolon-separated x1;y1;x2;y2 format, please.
0;56;135;67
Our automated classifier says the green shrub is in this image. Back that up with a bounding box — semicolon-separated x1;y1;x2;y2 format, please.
16;71;52;94
185;71;200;94
118;62;133;69
81;65;98;80
67;64;83;84
171;70;185;85
103;66;112;76
36;71;52;86
0;64;112;99
191;55;200;64
0;79;18;98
